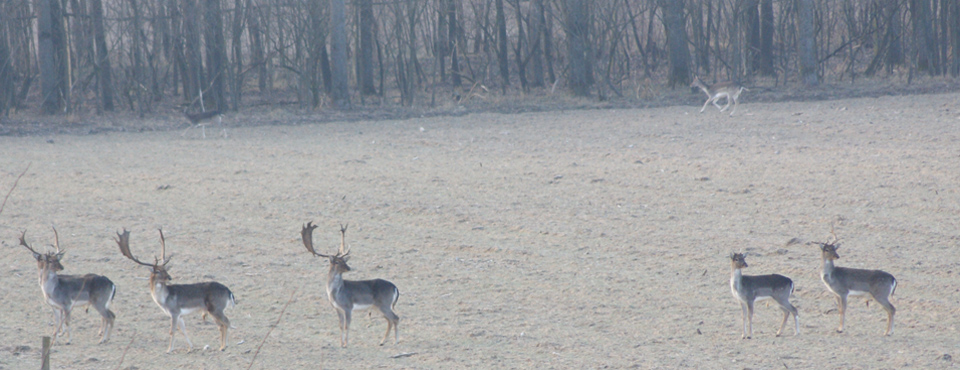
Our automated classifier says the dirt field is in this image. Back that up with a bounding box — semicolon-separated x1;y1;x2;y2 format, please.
1;93;959;369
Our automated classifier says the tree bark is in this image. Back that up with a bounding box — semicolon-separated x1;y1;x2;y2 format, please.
495;0;509;92
39;0;69;114
527;0;545;87
658;0;690;87
565;0;592;96
797;0;818;86
448;0;462;88
0;12;14;116
203;0;227;110
330;0;350;108
184;0;204;104
910;0;939;74
759;0;774;76
359;0;376;95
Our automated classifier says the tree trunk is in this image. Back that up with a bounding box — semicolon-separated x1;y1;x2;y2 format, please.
797;0;818;86
527;0;544;87
448;0;462;88
359;0;376;95
248;4;267;92
658;0;690;87
39;0;69;114
759;0;774;76
184;0;204;105
951;0;960;76
231;0;245;109
204;0;227;110
513;0;527;91
911;0;939;74
330;0;350;108
495;0;509;93
89;0;114;110
885;1;903;68
565;0;591;96
745;0;761;73
0;14;14;116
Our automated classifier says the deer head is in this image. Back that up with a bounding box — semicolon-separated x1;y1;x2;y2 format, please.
301;222;352;274
19;228;65;272
116;228;173;284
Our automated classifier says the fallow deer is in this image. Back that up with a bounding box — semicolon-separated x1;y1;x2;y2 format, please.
729;252;799;339
690;76;747;116
815;239;897;335
115;228;236;352
301;222;400;347
19;228;116;344
182;110;226;139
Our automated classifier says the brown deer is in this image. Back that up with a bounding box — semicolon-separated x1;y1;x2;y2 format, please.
19;228;116;344
815;238;897;336
690;76;747;116
182;110;225;139
115;228;236;352
729;252;799;339
301;222;400;347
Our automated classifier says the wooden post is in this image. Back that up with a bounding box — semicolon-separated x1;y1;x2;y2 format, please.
41;336;51;370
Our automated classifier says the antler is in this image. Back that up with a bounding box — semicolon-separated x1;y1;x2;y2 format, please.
301;222;330;257
339;223;349;256
157;228;171;266
51;226;63;256
18;230;41;257
115;229;153;267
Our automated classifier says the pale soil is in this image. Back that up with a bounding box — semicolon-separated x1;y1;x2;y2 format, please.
1;93;959;369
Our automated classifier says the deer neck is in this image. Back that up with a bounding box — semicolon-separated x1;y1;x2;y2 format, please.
326;267;344;297
821;257;837;281
730;267;743;295
39;267;59;298
149;274;171;308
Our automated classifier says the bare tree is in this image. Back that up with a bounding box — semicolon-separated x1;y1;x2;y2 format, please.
565;0;592;96
495;0;509;92
358;0;376;95
39;0;70;114
658;0;689;87
797;0;817;86
330;0;350;108
204;0;228;110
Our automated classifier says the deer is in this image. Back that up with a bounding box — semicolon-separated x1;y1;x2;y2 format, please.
114;228;236;352
182;110;226;139
814;238;897;336
690;75;747;116
729;252;799;339
300;222;400;348
19;228;117;344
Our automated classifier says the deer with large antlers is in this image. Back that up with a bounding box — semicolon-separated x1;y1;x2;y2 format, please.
19;228;117;344
301;222;400;347
115;228;236;352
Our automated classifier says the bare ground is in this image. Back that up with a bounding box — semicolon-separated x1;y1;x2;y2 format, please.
1;93;959;369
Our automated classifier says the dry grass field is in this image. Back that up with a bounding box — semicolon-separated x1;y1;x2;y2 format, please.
1;92;959;369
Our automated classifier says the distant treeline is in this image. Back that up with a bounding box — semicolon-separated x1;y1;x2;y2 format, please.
0;0;958;117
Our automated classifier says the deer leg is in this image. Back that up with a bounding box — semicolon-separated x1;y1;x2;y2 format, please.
177;316;194;351
379;309;400;346
739;302;749;339
729;97;739;116
341;310;352;348
168;315;179;353
700;98;712;113
746;301;755;339
210;310;231;351
62;308;72;344
874;295;896;336
94;304;115;344
218;116;227;138
837;295;848;333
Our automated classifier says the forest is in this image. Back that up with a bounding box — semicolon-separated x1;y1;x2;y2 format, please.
0;0;958;119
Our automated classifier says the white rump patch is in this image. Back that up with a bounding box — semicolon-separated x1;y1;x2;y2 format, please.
352;303;373;311
848;290;869;297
